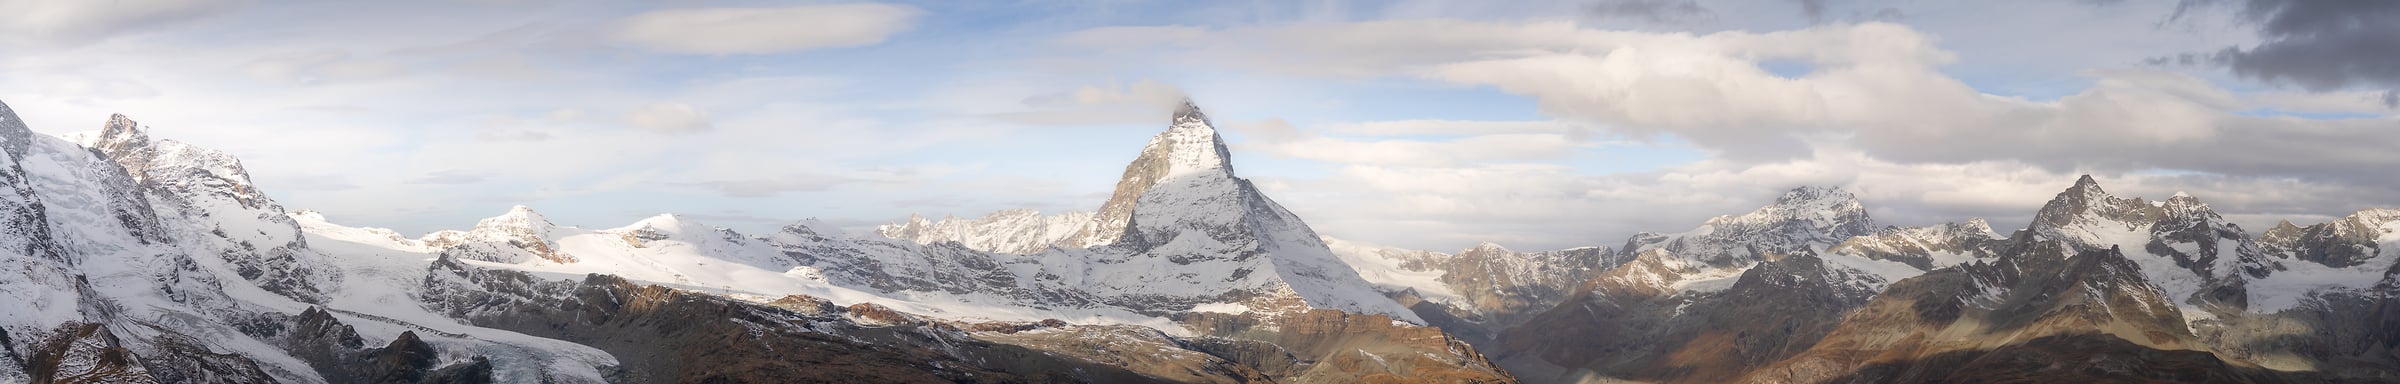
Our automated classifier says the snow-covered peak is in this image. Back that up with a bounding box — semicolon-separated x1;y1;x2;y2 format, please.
2029;175;2159;244
1635;186;1874;265
435;205;575;264
1962;217;1995;234
77;115;283;212
1075;99;1237;247
2018;176;2270;315
475;205;555;236
1775;185;1851;205
1158;99;1232;177
96;114;150;149
1701;186;1869;230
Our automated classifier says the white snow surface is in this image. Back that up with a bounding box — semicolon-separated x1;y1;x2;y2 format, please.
875;209;1094;255
1322;237;1466;305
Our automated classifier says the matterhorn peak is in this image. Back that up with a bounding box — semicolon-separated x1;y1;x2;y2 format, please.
1074;98;1239;247
1156;99;1234;176
1172;97;1207;123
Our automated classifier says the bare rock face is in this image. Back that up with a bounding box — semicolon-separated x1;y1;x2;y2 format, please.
1746;239;2209;383
1495;253;1881;384
972;325;1274;384
1475;187;1890;383
364;331;440;383
1179;309;1516;384
27;323;159;384
417;260;1200;383
765;294;841;316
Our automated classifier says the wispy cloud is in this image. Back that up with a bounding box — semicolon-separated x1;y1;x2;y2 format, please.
406;170;491;185
612;4;923;54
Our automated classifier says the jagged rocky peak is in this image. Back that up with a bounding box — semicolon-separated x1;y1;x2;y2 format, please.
1074;97;1237;247
91;114;157;180
1705;186;1873;238
1629;185;1875;265
2031;174;2161;232
2258;208;2399;269
1960;217;1996;234
74;113;281;212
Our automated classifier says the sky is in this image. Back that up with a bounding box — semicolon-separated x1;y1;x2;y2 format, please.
2;0;2396;252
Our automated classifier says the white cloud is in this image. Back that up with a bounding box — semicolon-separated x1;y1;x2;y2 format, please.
613;4;923;54
991;79;1190;125
242;49;406;85
1060;19;2400;179
625;102;712;133
36;75;160;101
1055;19;2400;251
0;0;247;46
1321;119;1587;136
1228;118;1603;167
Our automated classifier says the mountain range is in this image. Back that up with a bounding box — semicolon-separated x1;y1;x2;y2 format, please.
2;97;2396;383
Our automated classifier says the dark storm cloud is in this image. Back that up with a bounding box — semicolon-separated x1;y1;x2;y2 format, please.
2173;0;2400;105
1584;0;1713;23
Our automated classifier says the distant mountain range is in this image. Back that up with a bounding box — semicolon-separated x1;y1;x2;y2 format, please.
1;97;2394;383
